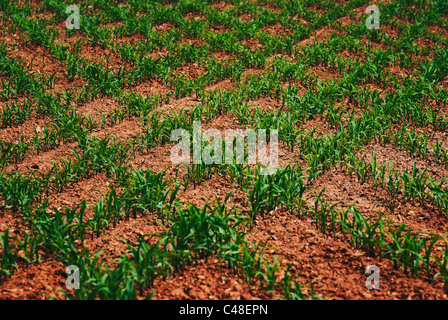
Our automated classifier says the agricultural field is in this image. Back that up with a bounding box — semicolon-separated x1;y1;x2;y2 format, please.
1;0;448;301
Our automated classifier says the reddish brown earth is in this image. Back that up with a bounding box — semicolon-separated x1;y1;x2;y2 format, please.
0;261;67;300
131;78;171;96
150;258;274;300
1;1;448;301
246;210;448;299
176;62;207;79
6;141;78;176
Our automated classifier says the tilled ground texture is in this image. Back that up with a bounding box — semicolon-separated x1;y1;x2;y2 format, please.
1;0;448;300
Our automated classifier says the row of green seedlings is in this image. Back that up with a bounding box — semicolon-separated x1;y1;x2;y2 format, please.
322;101;448;167
119;94;318;217
292;107;448;217
215;143;448;293
64;194;319;300
0;104;97;166
36;0;361;29
388;0;444;19
0;38;106;129
288;17;448;86
340;18;440;62
331;149;448;290
169;127;273;191
30;0;444;88
0;40;58;102
0;98;33;128
0;100;227;213
0;61;234;167
391;124;448;165
0;55;202;166
7;0;448;142
8;4;281;100
361;89;448;133
0;87;326;296
239;164;315;223
6;158;445;297
91;69;335;159
0;37;101;163
62;89;171;131
0;169;318;300
379;0;448;46
0;166;174;273
228;98;448;219
290;48;448;131
169;126;317;224
74;33;264;98
201;87;333;152
289;26;425;81
6;24;448;208
231;146;448;291
136;85;325;192
86;9;299;60
0;96;230;215
229;70;448;175
12;0;399;103
216;50;448;145
44;16;284;104
335;0;448;58
344;149;448;214
135;95;232;151
0;135;132;214
337;92;448;162
286;31;448;114
296;121;448;217
0;76;172;167
7;0;448;109
306;197;448;293
35;0;358;58
4;9;149;98
0;166;179;278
